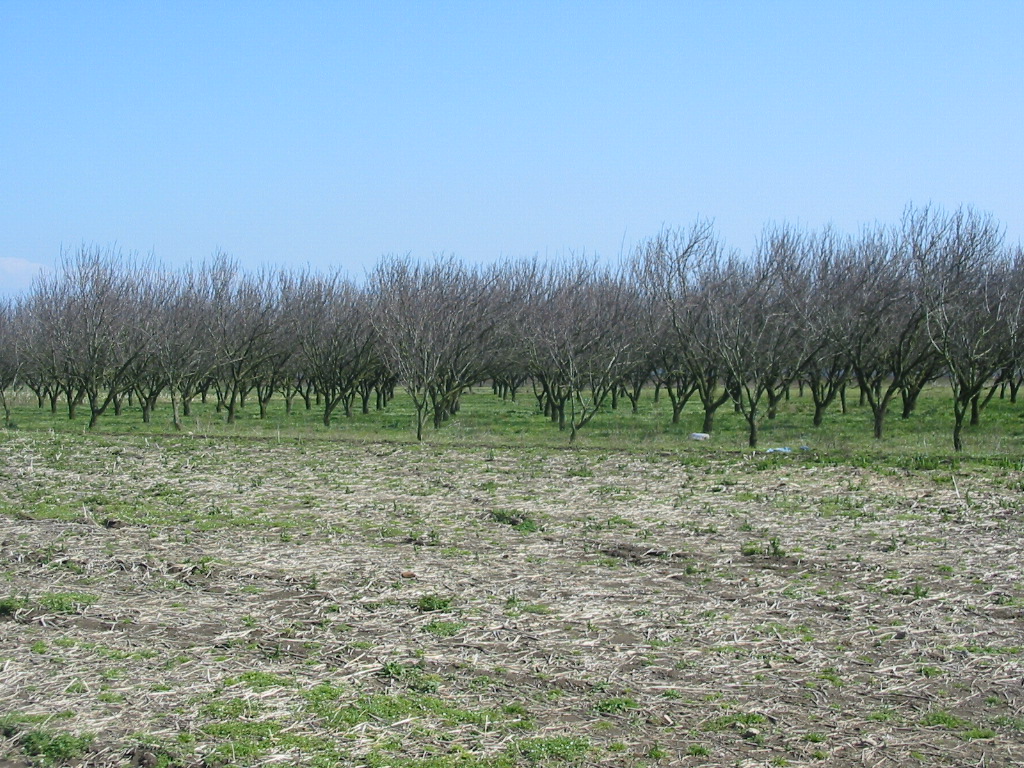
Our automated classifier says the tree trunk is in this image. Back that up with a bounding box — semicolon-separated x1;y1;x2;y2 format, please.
953;401;966;453
900;388;919;419
873;407;885;439
170;391;182;431
813;402;826;427
701;410;715;434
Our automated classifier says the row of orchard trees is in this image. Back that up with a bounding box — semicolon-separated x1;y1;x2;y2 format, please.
0;205;1022;450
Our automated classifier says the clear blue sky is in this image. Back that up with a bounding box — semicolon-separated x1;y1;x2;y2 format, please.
2;1;1022;295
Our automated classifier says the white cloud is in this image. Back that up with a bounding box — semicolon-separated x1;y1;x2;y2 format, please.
0;257;50;297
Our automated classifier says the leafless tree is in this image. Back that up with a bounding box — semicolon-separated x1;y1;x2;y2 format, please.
918;208;1015;451
705;226;816;448
370;255;505;440
1001;247;1024;403
0;299;23;427
634;222;734;433
614;280;658;415
203;256;283;423
843;211;943;439
283;270;378;427
139;267;218;430
797;227;853;426
523;259;640;443
27;247;155;428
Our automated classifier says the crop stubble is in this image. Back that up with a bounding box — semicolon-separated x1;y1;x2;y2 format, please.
0;433;1022;767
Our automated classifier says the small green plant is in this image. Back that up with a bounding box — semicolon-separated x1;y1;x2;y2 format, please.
768;537;786;558
920;709;966;728
868;707;898;722
816;668;843;687
961;727;996;740
647;743;668;758
21;730;94;762
423;619;465;637
567;463;594;478
512;735;590;762
687;744;711;756
0;596;28;616
39;592;99;614
233;671;292;690
490;508;541;533
703;712;767;731
377;661;441;693
906;581;930;599
594;696;637;714
415;594;452;612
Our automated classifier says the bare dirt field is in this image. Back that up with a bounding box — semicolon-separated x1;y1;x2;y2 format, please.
1;432;1022;767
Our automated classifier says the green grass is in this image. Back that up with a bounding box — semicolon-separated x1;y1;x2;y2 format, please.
490;508;542;533
511;736;591;763
2;381;1021;462
308;691;506;730
422;619;466;637
0;596;28;615
593;697;638;715
920;710;967;728
416;594;453;612
702;712;768;731
38;591;99;614
21;730;94;762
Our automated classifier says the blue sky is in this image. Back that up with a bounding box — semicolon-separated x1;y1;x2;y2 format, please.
2;1;1022;295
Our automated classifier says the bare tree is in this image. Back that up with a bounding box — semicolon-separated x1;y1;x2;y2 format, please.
705;226;816;448
918;208;1014;451
27;247;155;428
140;267;219;430
634;222;734;433
371;255;505;440
283;270;378;427
524;259;640;443
203;256;282;424
0;300;23;428
1001;247;1024;404
844;211;943;439
800;227;853;426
